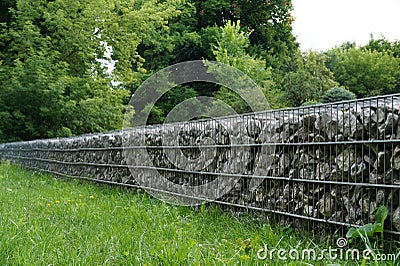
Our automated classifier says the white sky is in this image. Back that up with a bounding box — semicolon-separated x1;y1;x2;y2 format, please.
291;0;400;51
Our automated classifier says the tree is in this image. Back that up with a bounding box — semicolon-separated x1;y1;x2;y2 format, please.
282;51;337;106
331;47;400;97
194;0;298;68
0;0;182;142
210;20;278;113
363;37;400;94
0;0;301;141
321;87;356;103
364;37;400;58
129;0;299;120
145;86;200;124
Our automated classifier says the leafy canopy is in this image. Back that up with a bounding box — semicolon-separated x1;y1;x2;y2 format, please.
0;0;183;142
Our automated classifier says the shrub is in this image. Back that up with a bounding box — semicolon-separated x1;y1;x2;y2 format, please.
300;100;321;106
321;87;356;103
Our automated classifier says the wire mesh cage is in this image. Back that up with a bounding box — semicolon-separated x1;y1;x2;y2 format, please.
1;93;400;236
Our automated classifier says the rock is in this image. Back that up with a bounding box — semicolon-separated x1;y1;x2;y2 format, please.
299;168;314;179
374;151;391;171
359;198;377;215
391;146;400;170
315;112;338;140
371;108;385;124
329;211;343;222
309;187;324;195
350;162;367;181
369;173;383;184
335;134;345;141
283;184;291;199
379;112;399;135
278;154;290;174
345;207;362;224
290;128;309;142
385;169;400;184
356;107;374;126
315;149;328;160
315;163;330;180
313;134;326;142
339;112;364;138
393;207;400;232
302;113;318;130
256;120;276;143
247;119;261;137
294;201;304;214
376;190;386;205
363;154;375;165
304;205;318;218
335;148;355;172
287;115;303;132
283;184;301;200
298;152;310;167
318;193;335;217
396;123;400;139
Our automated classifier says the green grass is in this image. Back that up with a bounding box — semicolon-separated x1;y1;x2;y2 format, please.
0;162;398;265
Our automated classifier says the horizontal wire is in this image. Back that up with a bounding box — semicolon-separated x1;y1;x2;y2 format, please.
3;154;400;188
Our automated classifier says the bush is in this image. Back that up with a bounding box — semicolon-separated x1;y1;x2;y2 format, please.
321;87;356;103
300;100;321;106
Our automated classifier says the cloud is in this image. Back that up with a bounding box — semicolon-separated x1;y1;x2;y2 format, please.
292;0;400;50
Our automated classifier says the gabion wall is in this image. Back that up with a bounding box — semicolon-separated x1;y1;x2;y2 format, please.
1;94;400;235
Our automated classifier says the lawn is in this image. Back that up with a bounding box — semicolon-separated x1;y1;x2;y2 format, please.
0;162;397;265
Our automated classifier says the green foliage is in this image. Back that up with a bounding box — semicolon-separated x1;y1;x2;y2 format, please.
211;20;276;113
0;0;300;139
195;0;298;65
133;0;191;71
362;37;400;94
346;205;388;239
300;100;321;106
321;87;356;103
157;0;298;92
0;0;15;23
282;51;338;106
364;37;400;58
328;47;400;97
147;86;200;124
212;20;272;86
0;0;183;142
136;0;298;118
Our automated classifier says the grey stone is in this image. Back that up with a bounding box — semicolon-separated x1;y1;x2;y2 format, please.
379;113;399;135
335;148;355;172
247;119;261;137
315;163;330;180
315;112;338;140
304;205;318;218
318;193;335;217
374;151;392;171
391;146;400;170
393;207;400;232
371;108;385;124
350;162;367;181
339;112;364;138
